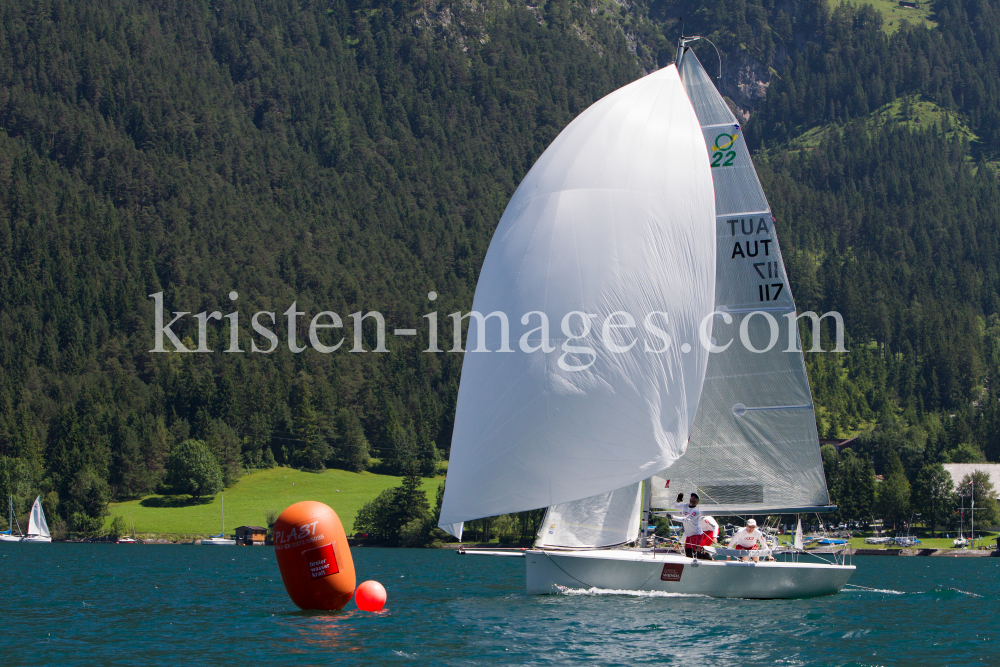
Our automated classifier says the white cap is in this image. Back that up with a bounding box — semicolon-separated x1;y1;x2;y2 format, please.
746;519;757;527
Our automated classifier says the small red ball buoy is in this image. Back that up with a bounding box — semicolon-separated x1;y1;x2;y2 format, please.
355;580;387;612
273;501;356;611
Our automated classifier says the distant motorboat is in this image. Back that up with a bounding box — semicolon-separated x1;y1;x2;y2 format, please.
117;517;140;543
21;496;52;543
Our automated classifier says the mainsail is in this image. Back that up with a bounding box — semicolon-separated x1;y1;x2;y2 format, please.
27;495;50;538
650;48;830;515
438;65;717;538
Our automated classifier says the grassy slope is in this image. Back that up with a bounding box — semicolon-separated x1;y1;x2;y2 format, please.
105;467;445;537
828;0;936;34
788;97;977;152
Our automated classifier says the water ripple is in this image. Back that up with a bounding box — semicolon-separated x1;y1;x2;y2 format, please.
1;545;996;666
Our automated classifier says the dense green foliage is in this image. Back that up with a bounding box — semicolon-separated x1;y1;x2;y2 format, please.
0;0;638;530
2;0;1000;535
165;439;224;499
353;465;438;545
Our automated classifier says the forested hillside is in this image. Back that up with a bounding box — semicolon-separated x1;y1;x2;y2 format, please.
2;0;1000;534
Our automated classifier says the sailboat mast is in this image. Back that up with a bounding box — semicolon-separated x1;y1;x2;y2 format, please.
959;493;964;538
222;493;225;537
639;479;653;547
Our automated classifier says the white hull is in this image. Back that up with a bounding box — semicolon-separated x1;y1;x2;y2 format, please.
525;549;854;599
21;536;51;543
201;538;235;545
0;534;22;542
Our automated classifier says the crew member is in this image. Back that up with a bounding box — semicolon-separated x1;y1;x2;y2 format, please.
728;519;770;561
673;492;708;558
700;514;719;545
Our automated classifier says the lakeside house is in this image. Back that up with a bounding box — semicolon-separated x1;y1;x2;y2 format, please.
819;436;859;452
235;526;267;546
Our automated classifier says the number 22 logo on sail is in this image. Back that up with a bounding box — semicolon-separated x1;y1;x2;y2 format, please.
710;133;737;168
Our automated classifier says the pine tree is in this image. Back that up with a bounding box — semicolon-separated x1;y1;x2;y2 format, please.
876;451;911;529
334;409;371;473
206;419;243;486
959;470;1000;528
912;463;954;536
289;377;330;470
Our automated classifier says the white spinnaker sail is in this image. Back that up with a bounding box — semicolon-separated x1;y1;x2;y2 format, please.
438;65;717;539
27;496;50;538
650;49;829;515
535;482;642;549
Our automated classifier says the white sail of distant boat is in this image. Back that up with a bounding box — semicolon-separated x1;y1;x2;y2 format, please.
1;495;23;542
201;493;235;545
21;496;51;543
444;39;854;599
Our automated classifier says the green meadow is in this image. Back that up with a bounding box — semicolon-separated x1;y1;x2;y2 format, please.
105;467;445;538
786;97;976;153
841;534;997;550
828;0;936;33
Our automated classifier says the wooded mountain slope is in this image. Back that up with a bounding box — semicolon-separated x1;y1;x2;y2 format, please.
2;0;1000;531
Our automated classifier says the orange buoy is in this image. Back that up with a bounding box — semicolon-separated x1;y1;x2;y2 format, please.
355;580;387;612
273;501;356;611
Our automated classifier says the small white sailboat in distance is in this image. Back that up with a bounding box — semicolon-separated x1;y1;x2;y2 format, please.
441;39;853;598
1;495;23;542
201;493;235;545
117;517;139;544
21;496;51;543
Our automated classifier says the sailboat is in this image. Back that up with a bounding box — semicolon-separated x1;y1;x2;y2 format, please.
439;40;854;598
21;496;52;543
201;493;235;545
117;517;139;544
1;495;23;542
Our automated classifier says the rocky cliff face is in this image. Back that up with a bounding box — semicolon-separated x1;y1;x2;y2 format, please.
716;50;775;124
409;0;791;123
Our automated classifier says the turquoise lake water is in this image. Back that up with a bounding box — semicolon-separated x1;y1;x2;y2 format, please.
2;544;997;666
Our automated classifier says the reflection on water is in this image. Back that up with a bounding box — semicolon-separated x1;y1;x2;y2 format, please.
2;544;997;666
274;610;365;655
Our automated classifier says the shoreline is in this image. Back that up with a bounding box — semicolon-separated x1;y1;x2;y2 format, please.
813;547;999;557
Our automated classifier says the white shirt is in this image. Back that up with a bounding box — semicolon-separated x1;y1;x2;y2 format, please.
728;526;768;550
673;502;703;537
700;515;718;539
